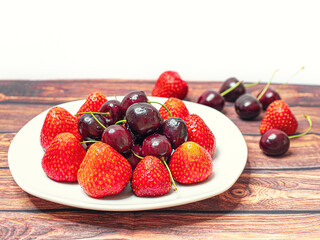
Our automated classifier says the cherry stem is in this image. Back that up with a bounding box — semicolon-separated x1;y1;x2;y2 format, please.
115;119;127;125
244;80;261;87
220;80;244;97
75;111;110;116
89;110;107;129
257;69;279;101
161;158;177;191
131;150;177;191
148;101;172;118
288;114;312;139
277;66;305;93
131;150;144;159
80;140;101;144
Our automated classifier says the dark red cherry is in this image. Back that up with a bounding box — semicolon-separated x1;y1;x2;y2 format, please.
126;102;163;137
235;93;262;120
99;100;123;125
141;134;172;161
78;114;107;140
160;117;188;149
219;77;246;102
125;144;143;170
101;125;133;154
197;90;225;111
257;87;281;110
121;90;148;114
259;129;290;156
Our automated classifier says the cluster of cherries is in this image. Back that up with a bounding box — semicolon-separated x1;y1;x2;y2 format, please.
197;73;280;119
196;69;308;157
77;91;187;169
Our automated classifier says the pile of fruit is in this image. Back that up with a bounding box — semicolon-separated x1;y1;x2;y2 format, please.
40;88;216;198
40;69;312;199
194;68;312;156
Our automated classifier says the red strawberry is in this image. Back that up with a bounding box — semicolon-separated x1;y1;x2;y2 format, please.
260;100;298;135
76;91;107;118
77;142;132;198
159;97;189;121
131;156;172;197
152;71;188;99
40;106;82;150
169;141;213;184
41;133;86;182
185;114;216;156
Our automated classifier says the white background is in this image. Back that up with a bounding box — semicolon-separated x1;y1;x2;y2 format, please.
0;0;319;85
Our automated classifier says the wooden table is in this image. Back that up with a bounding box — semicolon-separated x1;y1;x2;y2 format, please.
1;80;319;239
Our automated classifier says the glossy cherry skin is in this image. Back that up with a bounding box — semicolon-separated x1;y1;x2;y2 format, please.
259;129;290;156
101;124;133;154
126;102;164;137
125;144;143;170
121;90;148;114
141;134;172;161
219;77;246;102
235;94;262;120
160;117;188;149
99;100;123;125
78;114;107;140
257;87;281;110
197;89;225;111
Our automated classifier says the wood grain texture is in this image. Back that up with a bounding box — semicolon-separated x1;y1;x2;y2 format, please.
0;80;319;239
0;212;319;239
0;80;319;106
1;168;320;211
221;105;320;134
244;134;320;169
1;104;319;135
2;134;320;169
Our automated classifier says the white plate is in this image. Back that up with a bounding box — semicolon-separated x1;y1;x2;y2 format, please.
8;96;247;211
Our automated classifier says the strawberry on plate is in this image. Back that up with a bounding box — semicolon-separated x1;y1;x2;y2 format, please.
152;71;188;99
77;142;132;198
159;97;189;121
40;106;82;150
260;100;298;135
76;91;107;118
131;156;172;197
169;141;213;184
185;114;216;156
41;132;86;182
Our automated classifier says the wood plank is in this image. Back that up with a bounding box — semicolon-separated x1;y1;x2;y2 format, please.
220;105;320;134
0;211;319;239
0;102;319;134
1;169;319;211
0;133;15;168
0;104;52;132
0;211;134;240
2;134;320;170
0;80;320;239
0;80;156;104
1;80;319;106
244;134;320;169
